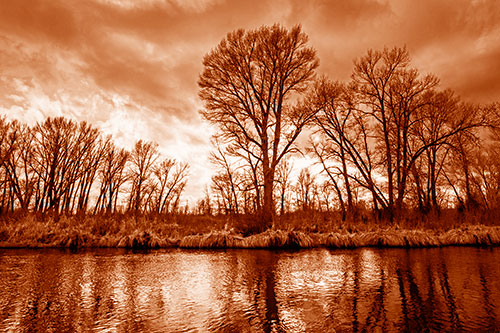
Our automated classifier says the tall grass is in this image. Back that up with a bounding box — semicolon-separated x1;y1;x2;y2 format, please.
0;211;500;249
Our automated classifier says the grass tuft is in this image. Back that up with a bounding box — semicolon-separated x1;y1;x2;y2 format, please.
1;213;500;249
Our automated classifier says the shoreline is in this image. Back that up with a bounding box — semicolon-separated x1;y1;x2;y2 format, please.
1;225;499;250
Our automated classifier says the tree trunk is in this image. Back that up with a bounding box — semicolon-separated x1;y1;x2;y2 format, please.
261;166;274;229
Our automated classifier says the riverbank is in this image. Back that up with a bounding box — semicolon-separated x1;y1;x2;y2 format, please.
0;214;499;249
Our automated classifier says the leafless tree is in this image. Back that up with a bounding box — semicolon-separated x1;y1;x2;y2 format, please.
73;125;108;214
351;46;438;215
318;180;336;212
195;187;213;215
311;79;385;217
294;168;317;211
127;140;159;213
151;158;189;214
0;118;19;213
2;121;36;212
31;117;84;214
408;90;460;211
209;139;241;214
59;121;103;214
321;46;488;217
274;157;293;215
442;103;493;210
94;140;130;214
199;24;319;228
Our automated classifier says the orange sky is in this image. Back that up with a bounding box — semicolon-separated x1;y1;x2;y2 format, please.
1;0;499;204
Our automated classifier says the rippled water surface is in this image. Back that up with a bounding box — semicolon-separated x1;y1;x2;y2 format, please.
1;247;500;332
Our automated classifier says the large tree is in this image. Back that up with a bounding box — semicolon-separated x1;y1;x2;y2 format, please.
198;24;318;227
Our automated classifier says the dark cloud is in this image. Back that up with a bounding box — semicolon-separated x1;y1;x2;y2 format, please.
440;44;500;103
287;0;390;29
2;0;499;109
0;0;79;45
81;38;170;100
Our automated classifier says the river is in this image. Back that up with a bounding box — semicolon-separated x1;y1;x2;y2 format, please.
1;247;499;332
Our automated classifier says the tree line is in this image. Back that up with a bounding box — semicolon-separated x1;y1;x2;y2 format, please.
198;24;500;226
2;24;499;227
0;117;189;215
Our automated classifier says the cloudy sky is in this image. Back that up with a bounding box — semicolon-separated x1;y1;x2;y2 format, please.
1;0;499;204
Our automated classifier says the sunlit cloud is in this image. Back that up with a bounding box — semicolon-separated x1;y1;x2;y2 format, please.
94;0;223;13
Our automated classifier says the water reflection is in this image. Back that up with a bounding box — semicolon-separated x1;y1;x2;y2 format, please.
1;247;500;332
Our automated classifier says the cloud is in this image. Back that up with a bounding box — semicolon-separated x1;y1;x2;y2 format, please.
1;0;499;202
0;0;79;45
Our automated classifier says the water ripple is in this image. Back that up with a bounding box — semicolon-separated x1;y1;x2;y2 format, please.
0;247;499;331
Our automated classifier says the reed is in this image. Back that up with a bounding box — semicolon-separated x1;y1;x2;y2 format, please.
1;213;500;249
320;232;354;248
178;229;315;249
239;229;314;249
179;231;243;248
403;230;440;247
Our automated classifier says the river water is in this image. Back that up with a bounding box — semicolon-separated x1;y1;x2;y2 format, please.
0;247;499;332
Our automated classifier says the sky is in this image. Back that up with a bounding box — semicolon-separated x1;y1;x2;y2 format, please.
1;0;499;205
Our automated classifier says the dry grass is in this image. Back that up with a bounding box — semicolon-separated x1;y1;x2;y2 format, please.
179;231;244;248
0;214;181;249
175;226;500;249
0;212;500;249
